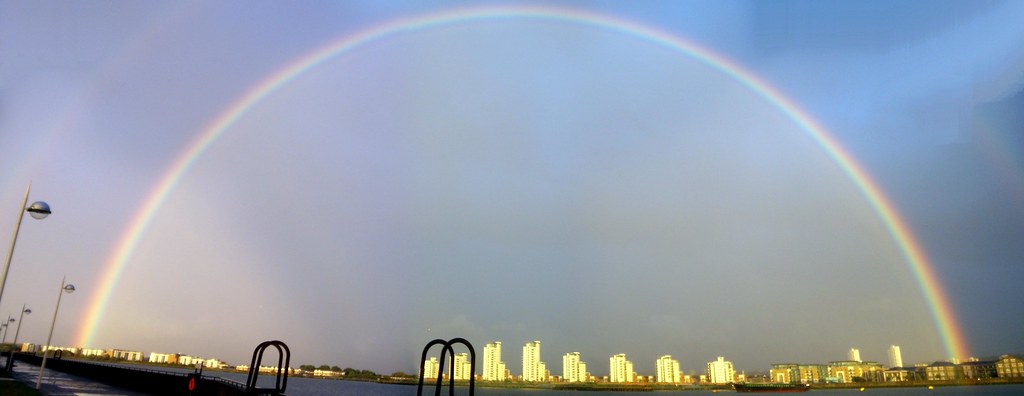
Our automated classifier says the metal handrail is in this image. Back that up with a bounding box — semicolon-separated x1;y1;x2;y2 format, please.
417;338;475;396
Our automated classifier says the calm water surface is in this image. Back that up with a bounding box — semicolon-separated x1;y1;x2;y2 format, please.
200;374;1024;396
94;364;1024;396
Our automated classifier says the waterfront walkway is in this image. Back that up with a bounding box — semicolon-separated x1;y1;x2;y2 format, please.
4;356;145;396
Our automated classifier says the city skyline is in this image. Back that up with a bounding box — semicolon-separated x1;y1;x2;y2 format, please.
2;1;1023;373
17;338;1020;381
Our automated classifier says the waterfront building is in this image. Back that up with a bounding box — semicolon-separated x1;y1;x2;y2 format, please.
997;355;1024;378
563;352;588;383
656;355;681;383
609;353;635;383
925;361;960;381
960;360;997;379
40;345;78;355
80;348;104;357
20;343;36;353
483;342;506;381
204;358;227;369
770;363;798;383
884;367;921;382
149;352;170;363
110;349;143;361
827;361;884;383
312;368;342;377
423;357;440;379
707;356;735;384
798;364;827;383
453;353;472;380
522;341;545;382
848;348;861;362
888;345;903;368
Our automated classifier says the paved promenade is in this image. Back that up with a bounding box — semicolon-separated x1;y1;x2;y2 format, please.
4;356;146;396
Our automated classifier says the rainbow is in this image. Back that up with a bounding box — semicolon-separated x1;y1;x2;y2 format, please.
74;5;969;360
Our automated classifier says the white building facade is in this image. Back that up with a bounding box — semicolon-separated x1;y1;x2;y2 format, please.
453;353;473;380
707;356;735;384
888;345;903;368
110;349;144;361
483;342;506;381
849;348;862;362
609;354;635;383
656;355;681;383
563;352;588;383
423;357;440;379
522;341;544;382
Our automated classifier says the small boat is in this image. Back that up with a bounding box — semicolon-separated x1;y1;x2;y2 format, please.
732;383;810;392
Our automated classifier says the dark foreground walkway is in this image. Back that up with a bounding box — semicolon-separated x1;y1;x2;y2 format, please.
5;356;146;396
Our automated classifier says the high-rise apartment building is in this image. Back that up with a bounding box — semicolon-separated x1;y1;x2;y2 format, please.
707;356;735;384
656;355;681;383
888;345;903;368
453;353;473;380
609;354;636;383
423;357;440;379
483;342;507;381
523;341;544;382
563;352;589;382
848;348;861;362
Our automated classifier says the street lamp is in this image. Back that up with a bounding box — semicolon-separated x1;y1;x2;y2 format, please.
0;316;12;343
6;305;30;371
36;276;73;390
0;183;51;312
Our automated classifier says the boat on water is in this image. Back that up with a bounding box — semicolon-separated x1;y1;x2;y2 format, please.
732;383;811;393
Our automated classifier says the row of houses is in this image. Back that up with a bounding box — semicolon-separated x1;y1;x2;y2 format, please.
18;343;227;369
20;344;146;362
770;355;1024;383
148;352;228;369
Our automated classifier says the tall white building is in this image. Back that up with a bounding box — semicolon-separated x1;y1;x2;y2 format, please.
849;348;861;362
888;345;903;368
423;357;440;379
523;341;545;382
563;352;589;382
453;353;473;380
609;354;636;383
656;355;681;383
483;342;507;381
707;356;735;384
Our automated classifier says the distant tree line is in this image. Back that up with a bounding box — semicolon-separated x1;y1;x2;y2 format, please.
299;364;342;372
298;365;385;379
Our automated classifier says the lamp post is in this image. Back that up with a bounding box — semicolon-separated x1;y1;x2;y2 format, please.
36;276;74;390
6;305;29;371
0;316;12;343
0;183;51;311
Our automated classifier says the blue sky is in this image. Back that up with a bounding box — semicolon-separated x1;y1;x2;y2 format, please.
1;1;1022;375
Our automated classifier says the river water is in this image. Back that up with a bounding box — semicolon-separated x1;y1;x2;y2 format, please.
198;372;1024;396
48;362;1024;396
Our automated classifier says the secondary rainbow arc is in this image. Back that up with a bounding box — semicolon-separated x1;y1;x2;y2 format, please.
74;5;969;360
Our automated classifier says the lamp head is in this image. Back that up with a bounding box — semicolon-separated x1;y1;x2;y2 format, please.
63;284;75;293
27;201;51;220
23;308;31;315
